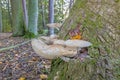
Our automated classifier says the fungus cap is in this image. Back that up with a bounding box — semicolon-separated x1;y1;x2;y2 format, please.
31;39;77;59
65;40;92;48
53;40;65;45
46;23;61;28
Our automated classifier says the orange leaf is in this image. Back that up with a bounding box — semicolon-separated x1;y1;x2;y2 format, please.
18;77;26;80
71;35;82;40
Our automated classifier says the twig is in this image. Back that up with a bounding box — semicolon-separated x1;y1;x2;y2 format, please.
2;63;8;71
0;40;31;52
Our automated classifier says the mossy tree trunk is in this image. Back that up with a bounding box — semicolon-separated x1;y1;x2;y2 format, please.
48;0;120;80
10;0;25;36
28;0;38;36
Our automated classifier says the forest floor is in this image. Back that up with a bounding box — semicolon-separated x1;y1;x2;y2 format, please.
0;33;51;80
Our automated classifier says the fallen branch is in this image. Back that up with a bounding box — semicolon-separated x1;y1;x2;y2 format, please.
0;40;31;52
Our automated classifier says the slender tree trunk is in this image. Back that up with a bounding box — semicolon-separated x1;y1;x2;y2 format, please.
41;2;46;29
10;0;24;36
0;0;2;32
22;0;28;30
49;0;54;35
28;0;38;35
69;0;74;9
7;0;12;29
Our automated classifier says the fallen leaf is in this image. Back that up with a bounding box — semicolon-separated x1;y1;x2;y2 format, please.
0;61;2;64
44;64;51;69
40;74;48;79
0;42;2;46
71;35;82;40
18;77;26;80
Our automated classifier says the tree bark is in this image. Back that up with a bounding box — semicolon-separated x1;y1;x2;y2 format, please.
10;0;25;36
48;0;120;80
28;0;38;35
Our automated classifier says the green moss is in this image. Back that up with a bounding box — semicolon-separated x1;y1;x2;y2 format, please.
48;57;113;80
24;31;37;39
48;58;69;80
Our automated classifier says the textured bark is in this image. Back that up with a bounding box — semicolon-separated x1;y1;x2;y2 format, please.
28;0;38;35
48;0;120;80
10;0;24;36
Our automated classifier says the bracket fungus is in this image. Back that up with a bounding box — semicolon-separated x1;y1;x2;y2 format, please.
65;40;92;48
53;39;65;46
46;23;61;39
31;38;77;59
46;23;62;30
31;38;92;60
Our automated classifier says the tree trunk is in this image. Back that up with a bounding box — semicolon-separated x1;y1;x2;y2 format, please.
69;0;74;9
28;0;38;35
49;0;54;35
10;0;25;36
22;0;28;30
48;0;120;80
0;0;2;32
7;0;12;29
41;2;46;29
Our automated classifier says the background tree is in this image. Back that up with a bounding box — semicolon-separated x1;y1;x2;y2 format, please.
38;0;65;35
49;0;54;35
0;0;2;32
7;0;12;29
69;0;74;9
0;0;12;32
48;0;120;80
54;0;65;23
39;0;46;29
22;0;28;30
10;0;25;36
28;0;38;36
